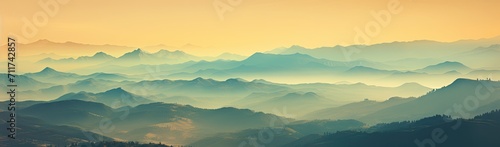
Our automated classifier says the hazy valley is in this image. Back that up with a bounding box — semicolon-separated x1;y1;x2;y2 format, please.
1;37;500;146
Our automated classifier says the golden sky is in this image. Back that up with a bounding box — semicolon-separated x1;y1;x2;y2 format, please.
1;0;500;56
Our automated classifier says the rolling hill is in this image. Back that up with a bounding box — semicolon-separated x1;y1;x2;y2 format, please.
285;110;500;147
416;61;472;74
0;114;114;146
54;87;153;108
0;73;55;91
302;97;415;120
190;119;365;147
360;78;500;124
23;67;81;84
17;100;292;145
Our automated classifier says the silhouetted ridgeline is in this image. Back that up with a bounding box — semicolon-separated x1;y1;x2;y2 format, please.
285;110;500;147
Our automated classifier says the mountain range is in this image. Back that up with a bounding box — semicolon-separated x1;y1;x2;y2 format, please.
23;67;132;85
2;36;500;146
54;87;153;108
0;114;113;146
190;119;365;147
359;78;500;124
20;41;497;88
0;73;55;91
267;37;500;65
24;41;247;71
10;74;432;111
15;100;291;145
285;110;500;147
302;97;416;120
416;61;472;74
105;49;202;65
189;109;500;147
297;78;500;124
2;78;499;146
7;37;499;86
37;52;116;65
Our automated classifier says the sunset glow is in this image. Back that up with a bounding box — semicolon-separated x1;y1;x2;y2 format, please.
1;0;499;56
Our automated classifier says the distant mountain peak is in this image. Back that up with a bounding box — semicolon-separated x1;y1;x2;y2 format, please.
386;96;405;102
193;77;205;81
250;52;265;56
444;70;461;74
346;66;384;73
283;92;321;99
93;51;108;56
225;78;248;83
40;67;58;73
75;78;99;84
246;52;315;60
111;87;125;91
352;82;368;86
155;49;187;55
441;61;463;65
449;78;477;85
350;66;372;70
134;48;143;52
173;50;184;53
127;48;147;54
435;61;466;67
39;57;55;61
25;67;80;78
103;87;129;95
116;48;150;59
190;77;216;84
417;61;471;74
33;39;55;44
250;79;271;84
398;82;424;88
441;78;498;90
289;45;306;49
156;49;173;53
54;88;153;108
90;51;114;59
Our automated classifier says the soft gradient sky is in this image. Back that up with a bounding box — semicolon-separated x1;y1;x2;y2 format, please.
1;0;500;56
